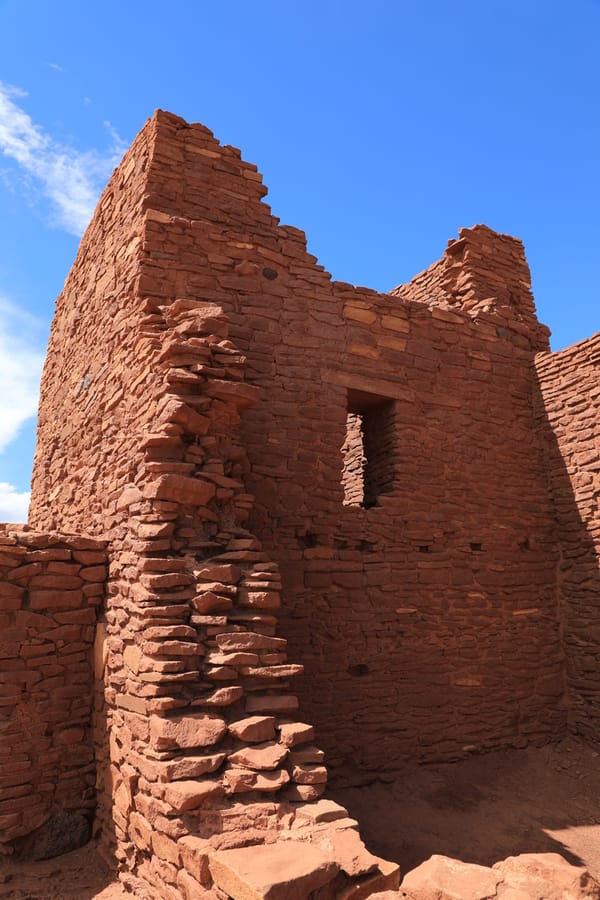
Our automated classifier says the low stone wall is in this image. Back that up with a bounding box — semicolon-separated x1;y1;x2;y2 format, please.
0;528;106;856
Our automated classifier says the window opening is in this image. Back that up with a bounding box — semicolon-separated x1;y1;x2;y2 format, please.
341;389;395;508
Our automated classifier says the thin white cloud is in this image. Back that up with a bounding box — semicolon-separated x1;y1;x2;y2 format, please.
0;483;30;522
0;81;127;235
48;63;65;73
0;296;45;455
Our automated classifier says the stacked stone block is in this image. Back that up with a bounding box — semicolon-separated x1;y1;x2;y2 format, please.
93;303;362;894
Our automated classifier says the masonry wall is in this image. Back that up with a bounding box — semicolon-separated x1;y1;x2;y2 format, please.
535;334;600;744
0;528;106;854
83;112;567;786
29;113;398;897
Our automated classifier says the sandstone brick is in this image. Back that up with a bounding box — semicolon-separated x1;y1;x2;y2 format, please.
278;722;315;748
144;474;216;506
227;742;288;770
208;842;338;900
228;716;277;743
149;713;228;750
164;778;224;811
216;632;286;653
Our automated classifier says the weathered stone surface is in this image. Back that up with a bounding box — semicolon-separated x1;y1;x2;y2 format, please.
387;853;600;900
228;716;277;743
208;842;339;899
400;856;501;900
493;853;600;900
227;741;288;771
216;632;286;653
149;713;228;750
0;530;106;850
294;799;349;823
164;778;224;811
278;722;314;748
223;767;290;794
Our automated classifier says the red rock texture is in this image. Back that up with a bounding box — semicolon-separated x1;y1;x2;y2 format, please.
0;528;106;850
535;336;600;746
0;108;597;896
393;852;600;899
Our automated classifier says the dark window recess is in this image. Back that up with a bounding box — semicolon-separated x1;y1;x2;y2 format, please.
341;389;395;508
348;663;370;677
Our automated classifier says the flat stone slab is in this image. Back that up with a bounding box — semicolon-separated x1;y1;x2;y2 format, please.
208;841;339;900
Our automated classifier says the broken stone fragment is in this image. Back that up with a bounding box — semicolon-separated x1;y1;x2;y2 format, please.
238;589;280;609
289;744;325;765
191;685;244;707
149;712;227;750
224;766;290;794
164;778;224;811
294;799;349;824
216;631;287;653
131;750;226;781
227;741;288;771
195;563;241;583
206;650;259;666
142;639;203;657
143;474;215;506
240;663;304;678
291;763;327;785
283;783;326;802
191;591;233;612
278;722;315;747
228;715;277;743
208;841;339;900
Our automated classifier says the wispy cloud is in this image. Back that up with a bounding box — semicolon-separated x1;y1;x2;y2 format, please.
0;296;45;455
0;81;127;235
0;483;30;522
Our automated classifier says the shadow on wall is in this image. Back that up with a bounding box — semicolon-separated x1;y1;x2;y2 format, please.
534;340;600;747
325;350;600;879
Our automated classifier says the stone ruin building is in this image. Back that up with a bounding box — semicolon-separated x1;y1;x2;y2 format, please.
1;109;600;898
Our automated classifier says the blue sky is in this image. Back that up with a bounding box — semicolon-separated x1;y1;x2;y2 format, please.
0;0;599;520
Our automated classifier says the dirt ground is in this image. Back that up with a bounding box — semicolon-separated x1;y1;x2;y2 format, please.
330;735;600;881
2;737;599;898
0;842;127;900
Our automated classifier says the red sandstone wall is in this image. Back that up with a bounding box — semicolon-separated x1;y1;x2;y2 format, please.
29;113;399;897
391;225;549;353
0;528;106;853
90;112;565;782
535;335;600;744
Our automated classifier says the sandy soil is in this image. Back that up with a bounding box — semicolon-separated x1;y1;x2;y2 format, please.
2;737;599;898
330;735;600;881
0;842;127;900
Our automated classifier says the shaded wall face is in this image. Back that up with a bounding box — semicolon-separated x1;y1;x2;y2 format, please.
127;117;565;779
0;529;106;853
236;299;564;776
535;336;600;743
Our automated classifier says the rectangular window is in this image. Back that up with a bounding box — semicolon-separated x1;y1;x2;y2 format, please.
341;389;395;507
